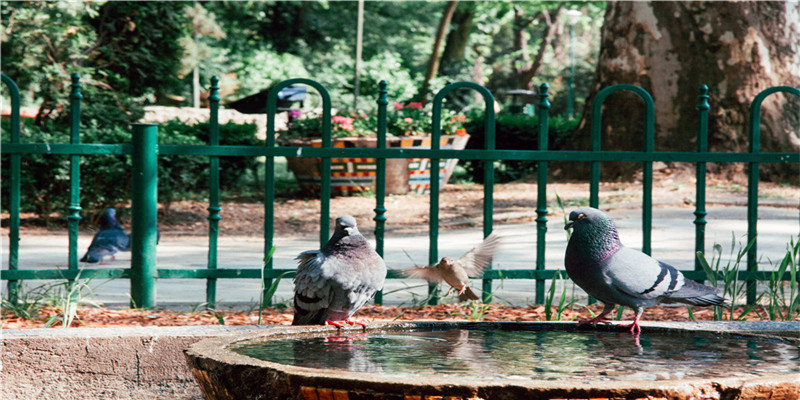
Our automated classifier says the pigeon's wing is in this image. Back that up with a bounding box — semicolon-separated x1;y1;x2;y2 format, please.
292;250;333;325
80;228;128;263
458;232;502;276
603;246;687;301
402;265;445;282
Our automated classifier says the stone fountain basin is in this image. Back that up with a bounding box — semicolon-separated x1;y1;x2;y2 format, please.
184;321;800;400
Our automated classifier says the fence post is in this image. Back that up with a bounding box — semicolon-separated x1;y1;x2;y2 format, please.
693;85;710;279
1;73;21;302
130;123;159;308
206;76;221;309
67;73;82;275
373;81;388;305
535;83;550;304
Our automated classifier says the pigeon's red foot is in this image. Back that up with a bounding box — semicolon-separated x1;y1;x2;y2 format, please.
345;318;369;328
324;319;346;328
324;318;369;329
620;314;642;334
576;316;610;327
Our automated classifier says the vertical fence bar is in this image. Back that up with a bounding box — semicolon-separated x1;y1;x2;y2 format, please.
535;84;550;304
206;76;222;309
130;123;159;308
641;97;654;256
745;86;800;304
694;85;710;279
67;73;82;276
589;100;601;209
373;81;389;305
747;94;761;306
266;79;332;306
428;94;443;306
481;87;496;303
2;73;21;302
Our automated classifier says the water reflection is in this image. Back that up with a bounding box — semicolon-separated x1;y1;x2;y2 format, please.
233;329;800;381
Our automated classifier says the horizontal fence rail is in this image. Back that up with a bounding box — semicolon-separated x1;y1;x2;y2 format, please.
2;73;799;309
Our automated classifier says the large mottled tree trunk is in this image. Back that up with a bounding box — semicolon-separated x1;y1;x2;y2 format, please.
566;1;800;181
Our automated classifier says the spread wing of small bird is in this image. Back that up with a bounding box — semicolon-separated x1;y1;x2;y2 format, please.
81;208;130;264
292;215;387;328
403;232;501;301
564;207;725;334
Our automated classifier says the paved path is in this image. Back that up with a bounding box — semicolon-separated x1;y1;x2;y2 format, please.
2;205;798;309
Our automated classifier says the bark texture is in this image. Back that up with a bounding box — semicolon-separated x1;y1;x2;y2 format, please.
567;1;800;181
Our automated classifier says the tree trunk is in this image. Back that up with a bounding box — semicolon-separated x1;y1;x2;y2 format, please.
419;0;459;103
566;1;800;181
513;5;563;90
439;2;475;76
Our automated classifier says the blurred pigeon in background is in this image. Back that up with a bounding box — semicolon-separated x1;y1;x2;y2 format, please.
292;215;386;328
564;207;725;333
80;208;130;264
403;232;501;301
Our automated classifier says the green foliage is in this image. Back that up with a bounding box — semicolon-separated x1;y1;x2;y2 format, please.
89;1;189;98
761;236;800;321
0;117;259;221
462;112;579;182
696;234;758;321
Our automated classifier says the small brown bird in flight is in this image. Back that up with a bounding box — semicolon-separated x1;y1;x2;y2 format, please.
403;232;501;301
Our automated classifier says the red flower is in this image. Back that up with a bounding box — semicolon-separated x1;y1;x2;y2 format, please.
407;102;424;109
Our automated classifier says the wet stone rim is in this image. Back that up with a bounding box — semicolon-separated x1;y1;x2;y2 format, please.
184;321;800;400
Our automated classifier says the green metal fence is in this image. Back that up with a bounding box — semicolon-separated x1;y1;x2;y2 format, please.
2;73;799;308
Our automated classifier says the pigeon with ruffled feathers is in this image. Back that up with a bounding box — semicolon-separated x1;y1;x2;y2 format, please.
292;215;386;328
403;232;501;301
564;207;725;333
81;208;130;264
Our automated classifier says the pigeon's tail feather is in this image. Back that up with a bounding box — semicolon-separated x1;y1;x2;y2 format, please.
662;279;726;306
291;293;327;325
458;287;481;302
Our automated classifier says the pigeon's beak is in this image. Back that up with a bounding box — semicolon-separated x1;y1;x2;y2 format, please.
564;220;574;230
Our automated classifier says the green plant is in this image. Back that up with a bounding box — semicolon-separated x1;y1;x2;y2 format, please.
1;281;53;320
43;270;102;328
452;299;492;321
280;102;468;140
543;271;573;321
258;246;288;325
761;235;800;321
697;234;758;321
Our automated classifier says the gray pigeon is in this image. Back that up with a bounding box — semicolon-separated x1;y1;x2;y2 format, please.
292;215;386;327
564;207;725;333
403;232;501;301
81;208;130;263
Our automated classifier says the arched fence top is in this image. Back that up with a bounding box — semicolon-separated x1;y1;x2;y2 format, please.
266;78;333;148
748;86;800;153
590;84;655;151
1;73;21;144
431;81;496;150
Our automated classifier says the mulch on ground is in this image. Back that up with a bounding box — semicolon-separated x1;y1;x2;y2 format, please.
2;303;783;330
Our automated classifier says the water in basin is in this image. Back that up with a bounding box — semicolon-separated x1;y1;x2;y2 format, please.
232;328;799;381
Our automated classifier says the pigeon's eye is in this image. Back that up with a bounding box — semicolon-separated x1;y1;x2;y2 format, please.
577;214;585;220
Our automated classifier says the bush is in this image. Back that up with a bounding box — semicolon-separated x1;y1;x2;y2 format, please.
462;112;579;183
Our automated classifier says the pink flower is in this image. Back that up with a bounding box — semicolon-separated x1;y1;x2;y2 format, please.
404;117;413;124
407;102;423;109
393;102;404;110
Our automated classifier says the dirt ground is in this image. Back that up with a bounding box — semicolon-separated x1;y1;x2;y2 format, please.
3;165;798;329
154;164;796;238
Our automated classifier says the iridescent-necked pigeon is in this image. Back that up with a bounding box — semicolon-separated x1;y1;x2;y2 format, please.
564;207;725;333
292;215;386;328
403;232;501;301
80;208;130;264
